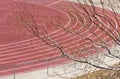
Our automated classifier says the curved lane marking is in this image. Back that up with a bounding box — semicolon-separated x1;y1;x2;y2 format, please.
46;0;63;7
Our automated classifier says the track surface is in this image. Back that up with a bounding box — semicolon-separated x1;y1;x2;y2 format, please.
0;0;119;77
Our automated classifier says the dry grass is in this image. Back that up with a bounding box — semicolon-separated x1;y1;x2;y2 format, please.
72;63;120;79
74;70;120;79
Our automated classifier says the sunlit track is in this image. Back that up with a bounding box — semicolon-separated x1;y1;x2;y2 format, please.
0;32;115;65
0;11;78;51
0;9;92;49
0;9;116;57
0;14;80;61
0;0;98;50
0;14;94;57
0;11;76;50
0;1;71;47
0;3;116;49
0;9;116;58
0;9;117;64
0;13;80;52
0;9;117;62
0;0;119;77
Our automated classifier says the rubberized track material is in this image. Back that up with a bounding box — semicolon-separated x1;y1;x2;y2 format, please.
0;0;119;77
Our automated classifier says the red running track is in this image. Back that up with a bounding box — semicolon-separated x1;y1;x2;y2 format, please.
0;0;120;77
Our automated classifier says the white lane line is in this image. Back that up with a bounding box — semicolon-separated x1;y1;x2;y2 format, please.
46;0;63;7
